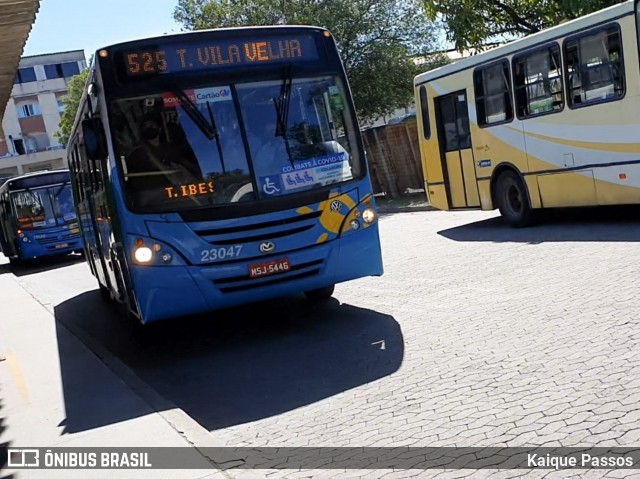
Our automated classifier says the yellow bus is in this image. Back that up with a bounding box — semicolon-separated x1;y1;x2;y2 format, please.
414;0;640;226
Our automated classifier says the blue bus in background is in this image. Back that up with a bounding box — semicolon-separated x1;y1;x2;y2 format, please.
67;26;383;324
0;170;83;264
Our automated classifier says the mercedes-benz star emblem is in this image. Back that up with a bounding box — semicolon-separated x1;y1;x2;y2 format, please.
260;242;275;254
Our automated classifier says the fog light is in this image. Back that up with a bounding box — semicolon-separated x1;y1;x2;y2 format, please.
22;236;29;242
350;219;360;230
362;208;376;223
160;252;173;263
134;246;153;263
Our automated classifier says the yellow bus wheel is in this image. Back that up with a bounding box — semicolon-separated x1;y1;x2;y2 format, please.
495;171;532;228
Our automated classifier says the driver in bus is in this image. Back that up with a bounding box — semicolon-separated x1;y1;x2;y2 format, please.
127;111;202;182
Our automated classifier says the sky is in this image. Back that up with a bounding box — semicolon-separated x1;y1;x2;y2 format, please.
23;0;183;60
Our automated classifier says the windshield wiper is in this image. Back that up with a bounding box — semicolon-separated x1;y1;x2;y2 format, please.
162;80;228;174
52;182;68;198
273;65;294;164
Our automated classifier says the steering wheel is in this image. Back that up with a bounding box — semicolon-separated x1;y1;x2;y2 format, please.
227;182;254;203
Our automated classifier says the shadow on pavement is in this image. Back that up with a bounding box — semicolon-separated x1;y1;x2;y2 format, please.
7;254;85;277
0;392;10;476
439;205;640;243
54;291;404;433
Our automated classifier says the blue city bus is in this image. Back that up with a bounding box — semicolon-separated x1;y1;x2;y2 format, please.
0;170;83;264
67;26;383;324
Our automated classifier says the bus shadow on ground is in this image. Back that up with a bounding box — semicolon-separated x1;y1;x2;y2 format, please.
53;291;404;434
0;393;10;477
7;253;85;277
438;205;640;243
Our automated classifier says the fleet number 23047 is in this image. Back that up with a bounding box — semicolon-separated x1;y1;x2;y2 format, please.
201;245;243;262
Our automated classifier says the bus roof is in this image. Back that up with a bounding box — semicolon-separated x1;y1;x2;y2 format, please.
414;0;634;86
91;24;330;54
0;169;70;192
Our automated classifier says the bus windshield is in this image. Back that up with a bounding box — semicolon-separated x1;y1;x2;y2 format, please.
110;75;360;212
11;183;77;229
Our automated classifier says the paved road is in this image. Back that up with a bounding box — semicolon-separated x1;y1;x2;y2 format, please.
5;206;640;478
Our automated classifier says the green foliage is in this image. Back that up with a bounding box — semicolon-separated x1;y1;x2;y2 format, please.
54;68;89;146
425;0;625;52
174;0;444;124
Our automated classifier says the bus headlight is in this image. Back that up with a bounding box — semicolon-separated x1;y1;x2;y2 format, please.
160;252;173;264
350;219;360;230
134;246;153;263
362;208;377;223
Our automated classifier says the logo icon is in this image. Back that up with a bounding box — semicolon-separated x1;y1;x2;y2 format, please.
8;449;40;467
259;242;275;254
330;200;342;212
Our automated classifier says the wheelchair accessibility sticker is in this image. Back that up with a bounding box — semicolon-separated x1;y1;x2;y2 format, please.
260;176;283;196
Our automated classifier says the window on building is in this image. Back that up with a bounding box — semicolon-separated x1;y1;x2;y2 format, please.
17;103;42;118
57;98;66;114
513;44;564;118
474;60;513;127
45;62;81;79
15;67;37;84
62;62;81;77
564;24;625;107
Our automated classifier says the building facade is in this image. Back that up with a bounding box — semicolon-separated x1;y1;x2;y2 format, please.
0;50;86;181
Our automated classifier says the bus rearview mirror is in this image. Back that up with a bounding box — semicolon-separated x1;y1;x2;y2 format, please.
82;118;107;162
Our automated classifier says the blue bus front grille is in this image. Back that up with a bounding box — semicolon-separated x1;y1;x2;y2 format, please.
212;258;324;293
36;233;81;245
192;211;322;246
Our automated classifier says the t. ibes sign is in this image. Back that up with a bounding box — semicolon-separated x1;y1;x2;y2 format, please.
121;34;320;77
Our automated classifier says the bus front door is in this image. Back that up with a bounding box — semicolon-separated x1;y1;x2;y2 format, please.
435;91;480;208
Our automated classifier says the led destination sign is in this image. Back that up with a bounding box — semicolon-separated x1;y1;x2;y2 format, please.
120;34;320;77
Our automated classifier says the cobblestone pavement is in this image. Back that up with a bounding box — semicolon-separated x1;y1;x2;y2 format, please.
214;208;640;477
8;207;640;478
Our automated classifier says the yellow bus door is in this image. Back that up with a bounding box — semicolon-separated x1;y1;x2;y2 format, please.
435;91;480;208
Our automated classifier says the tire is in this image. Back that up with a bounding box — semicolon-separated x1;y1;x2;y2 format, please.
98;282;112;301
9;257;22;267
304;284;335;301
495;170;532;227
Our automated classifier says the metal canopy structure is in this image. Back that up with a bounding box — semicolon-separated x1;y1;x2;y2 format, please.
0;0;41;135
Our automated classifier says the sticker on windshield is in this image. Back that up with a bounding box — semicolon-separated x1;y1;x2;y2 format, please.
194;86;232;103
162;90;196;108
260;176;283;196
63;212;77;221
280;152;352;191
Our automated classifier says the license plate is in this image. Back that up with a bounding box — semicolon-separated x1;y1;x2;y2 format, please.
248;258;291;278
54;243;69;249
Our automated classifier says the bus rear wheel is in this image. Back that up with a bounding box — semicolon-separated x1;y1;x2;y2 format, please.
495;170;532;227
304;285;335;301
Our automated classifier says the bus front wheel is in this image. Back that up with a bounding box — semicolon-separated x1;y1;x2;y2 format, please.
304;285;335;301
98;282;112;301
495;170;532;227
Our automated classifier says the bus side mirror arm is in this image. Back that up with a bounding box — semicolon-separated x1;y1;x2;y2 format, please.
82;118;107;162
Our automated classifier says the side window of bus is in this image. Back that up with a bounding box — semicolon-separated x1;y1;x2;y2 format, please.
513;44;564;119
71;145;85;202
564;24;625;107
474;60;513;127
419;85;431;139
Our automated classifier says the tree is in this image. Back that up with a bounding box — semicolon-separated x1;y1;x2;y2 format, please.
173;0;446;124
425;0;625;52
54;68;89;146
